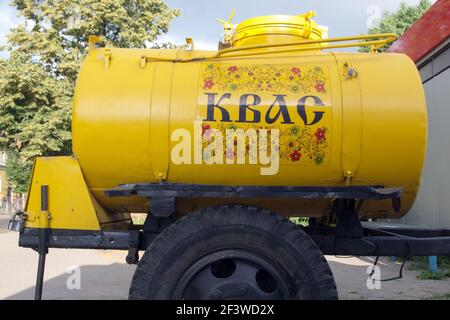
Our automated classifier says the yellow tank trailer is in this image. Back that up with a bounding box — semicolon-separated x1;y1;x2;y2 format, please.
13;11;448;301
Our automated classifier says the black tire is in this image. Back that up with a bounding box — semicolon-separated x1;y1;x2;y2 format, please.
129;205;338;300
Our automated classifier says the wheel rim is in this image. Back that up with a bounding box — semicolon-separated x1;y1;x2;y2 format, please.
173;250;295;300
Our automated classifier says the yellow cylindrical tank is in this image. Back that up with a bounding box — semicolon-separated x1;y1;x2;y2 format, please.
72;13;426;220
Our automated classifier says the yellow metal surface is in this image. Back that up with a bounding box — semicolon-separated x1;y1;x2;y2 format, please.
231;11;328;47
150;61;174;181
70;49;426;219
24;157;104;230
26;12;427;228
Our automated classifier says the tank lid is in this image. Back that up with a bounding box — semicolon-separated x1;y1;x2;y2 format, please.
231;11;328;47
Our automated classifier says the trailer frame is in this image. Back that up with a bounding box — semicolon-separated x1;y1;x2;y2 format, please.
15;183;450;260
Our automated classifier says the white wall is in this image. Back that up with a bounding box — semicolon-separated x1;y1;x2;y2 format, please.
405;64;450;228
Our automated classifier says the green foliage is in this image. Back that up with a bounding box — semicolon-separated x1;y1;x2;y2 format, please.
360;0;431;52
405;256;450;280
0;52;72;159
5;150;32;194
408;255;450;270
418;270;450;280
426;292;450;300
0;0;180;192
290;217;309;227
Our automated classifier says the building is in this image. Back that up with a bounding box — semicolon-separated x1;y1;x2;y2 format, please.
388;0;450;228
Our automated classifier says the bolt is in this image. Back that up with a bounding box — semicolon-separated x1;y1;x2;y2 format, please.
126;255;134;264
238;285;248;297
210;290;222;299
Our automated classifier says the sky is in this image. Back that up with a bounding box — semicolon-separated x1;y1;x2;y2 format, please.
158;0;429;49
0;0;430;55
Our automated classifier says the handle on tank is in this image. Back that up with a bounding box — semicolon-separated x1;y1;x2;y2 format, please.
298;11;317;38
215;33;397;58
138;33;397;65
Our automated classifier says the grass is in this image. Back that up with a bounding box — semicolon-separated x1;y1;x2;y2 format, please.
290;217;309;227
425;292;450;300
418;270;450;280
400;256;450;280
407;256;450;270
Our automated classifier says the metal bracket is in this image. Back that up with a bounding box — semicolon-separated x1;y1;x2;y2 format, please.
149;196;176;217
140;55;147;69
143;215;174;233
125;231;140;265
335;199;363;238
104;49;111;69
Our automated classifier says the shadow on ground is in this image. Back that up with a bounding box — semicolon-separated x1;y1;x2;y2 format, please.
1;225;449;300
5;263;135;300
327;256;450;300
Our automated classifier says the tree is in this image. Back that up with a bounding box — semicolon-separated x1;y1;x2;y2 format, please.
360;0;431;52
4;150;32;194
0;0;180;192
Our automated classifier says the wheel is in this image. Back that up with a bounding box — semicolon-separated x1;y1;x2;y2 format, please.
129;205;338;300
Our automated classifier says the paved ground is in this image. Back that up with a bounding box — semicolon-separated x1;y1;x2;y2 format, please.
0;215;449;300
0;216;9;233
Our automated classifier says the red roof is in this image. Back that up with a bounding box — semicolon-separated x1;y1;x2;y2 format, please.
387;0;450;63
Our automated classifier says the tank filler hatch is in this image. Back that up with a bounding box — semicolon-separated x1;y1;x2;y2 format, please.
218;10;328;49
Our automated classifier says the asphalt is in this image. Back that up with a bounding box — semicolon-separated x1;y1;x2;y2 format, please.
0;215;10;233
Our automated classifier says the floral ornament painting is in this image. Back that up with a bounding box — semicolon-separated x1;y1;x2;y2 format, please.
202;64;328;94
200;123;329;166
199;64;331;165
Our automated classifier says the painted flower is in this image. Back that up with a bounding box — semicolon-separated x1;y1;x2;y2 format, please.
288;125;302;137
203;79;215;90
290;84;301;93
290;67;301;75
201;124;211;137
315;127;326;141
313;153;324;165
228;83;239;91
290;150;301;162
315;80;325;93
314;66;323;73
228;66;239;73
